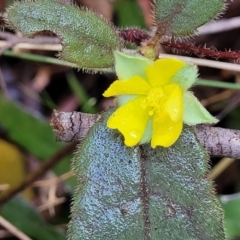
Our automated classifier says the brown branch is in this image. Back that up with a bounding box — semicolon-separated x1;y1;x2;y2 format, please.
195;125;240;159
51;110;240;159
0;143;76;206
50;110;102;142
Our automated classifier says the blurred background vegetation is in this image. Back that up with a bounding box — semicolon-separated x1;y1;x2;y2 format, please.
0;0;240;239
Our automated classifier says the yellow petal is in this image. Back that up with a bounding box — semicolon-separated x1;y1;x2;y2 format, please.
151;115;183;148
107;97;149;146
163;84;183;122
103;76;150;97
146;58;186;87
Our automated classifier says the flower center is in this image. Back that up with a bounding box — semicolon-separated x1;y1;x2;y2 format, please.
141;87;167;116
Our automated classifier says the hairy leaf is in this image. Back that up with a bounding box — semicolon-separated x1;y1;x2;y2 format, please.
154;0;226;38
69;109;225;240
6;0;122;70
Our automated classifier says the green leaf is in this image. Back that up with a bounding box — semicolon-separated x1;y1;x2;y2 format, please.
171;64;198;90
0;94;75;189
0;95;63;159
1;196;66;240
69;109;225;240
154;0;226;37
183;91;218;125
6;0;122;70
115;51;153;80
114;0;146;28
221;195;240;239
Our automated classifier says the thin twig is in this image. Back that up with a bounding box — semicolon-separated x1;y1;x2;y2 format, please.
0;31;60;44
159;53;240;72
0;216;32;240
0;143;76;206
198;16;240;35
201;90;233;107
32;171;73;187
0;31;61;56
0;41;62;52
38;183;65;215
208;158;235;180
0;39;19;55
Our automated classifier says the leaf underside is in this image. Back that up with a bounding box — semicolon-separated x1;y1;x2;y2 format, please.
69;109;225;240
154;0;226;38
6;0;122;70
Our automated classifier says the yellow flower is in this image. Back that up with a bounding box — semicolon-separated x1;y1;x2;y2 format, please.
103;52;217;148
